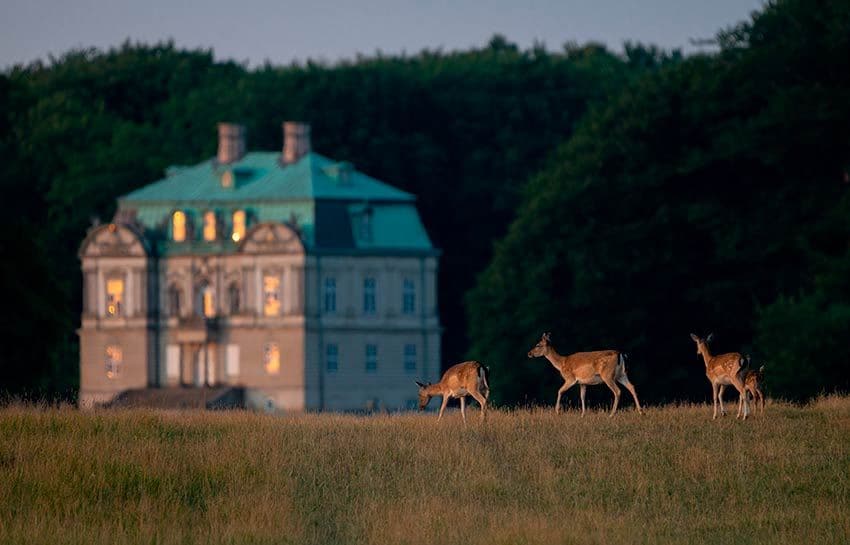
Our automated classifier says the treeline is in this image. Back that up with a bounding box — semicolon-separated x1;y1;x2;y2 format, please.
467;0;850;404
0;35;665;399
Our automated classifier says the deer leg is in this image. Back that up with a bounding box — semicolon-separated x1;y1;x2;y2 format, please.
555;379;577;414
617;375;643;415
460;396;467;424
469;390;487;421
601;376;621;417
711;382;719;420
579;384;587;416
718;385;728;416
437;395;450;421
731;376;749;420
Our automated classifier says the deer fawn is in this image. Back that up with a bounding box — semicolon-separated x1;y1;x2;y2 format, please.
740;360;766;415
689;333;750;420
416;361;490;422
527;332;642;416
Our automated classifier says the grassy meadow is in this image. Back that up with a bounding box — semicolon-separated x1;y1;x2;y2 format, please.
1;397;848;545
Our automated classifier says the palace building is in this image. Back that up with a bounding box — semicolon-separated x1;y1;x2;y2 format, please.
78;122;441;411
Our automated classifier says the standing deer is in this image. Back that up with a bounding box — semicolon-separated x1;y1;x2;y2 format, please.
416;361;489;422
740;361;766;415
689;333;749;420
527;332;642;416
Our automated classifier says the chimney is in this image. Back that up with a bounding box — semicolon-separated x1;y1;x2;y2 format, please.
282;122;311;164
217;123;246;164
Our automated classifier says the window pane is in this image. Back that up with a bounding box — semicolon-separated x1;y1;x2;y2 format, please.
324;277;336;313
172;211;186;242
404;344;416;372
264;343;280;374
264;275;281;316
403;278;416;315
105;345;122;379
363;277;376;314
202;285;215;318
365;344;377;372
326;343;338;373
203;211;216;241
232;210;246;242
106;278;124;317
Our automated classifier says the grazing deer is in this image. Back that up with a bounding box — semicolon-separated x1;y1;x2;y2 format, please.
527;332;642;416
689;333;749;420
416;361;489;422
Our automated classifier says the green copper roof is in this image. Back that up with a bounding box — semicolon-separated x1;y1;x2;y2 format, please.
121;152;415;203
116;151;434;255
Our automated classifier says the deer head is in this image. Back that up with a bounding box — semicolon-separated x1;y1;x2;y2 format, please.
689;333;713;358
415;380;432;411
527;332;552;358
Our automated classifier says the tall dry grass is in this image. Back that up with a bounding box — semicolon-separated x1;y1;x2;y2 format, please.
1;398;848;545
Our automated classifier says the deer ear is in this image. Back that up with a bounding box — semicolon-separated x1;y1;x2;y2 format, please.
543;332;551;340
706;333;714;343
689;333;699;342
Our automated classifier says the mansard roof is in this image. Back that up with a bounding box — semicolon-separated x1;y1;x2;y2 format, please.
115;151;435;255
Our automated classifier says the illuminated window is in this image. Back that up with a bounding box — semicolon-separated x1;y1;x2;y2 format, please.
402;278;416;315
231;210;246;242
105;345;122;379
326;343;338;373
263;275;281;316
363;277;376;315
106;278;124;317
264;342;280;375
404;344;417;372
324;277;336;313
172;211;186;242
203;211;217;241
365;344;377;373
202;284;215;318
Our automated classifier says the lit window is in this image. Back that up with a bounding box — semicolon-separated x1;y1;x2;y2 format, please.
203;211;216;241
172;211;186;242
365;344;377;373
404;344;417;372
106;278;124;317
105;345;122;379
326;344;338;373
264;275;281;316
264;342;280;375
324;277;336;313
403;279;416;315
363;277;376;315
202;284;215;318
231;210;246;242
228;283;240;314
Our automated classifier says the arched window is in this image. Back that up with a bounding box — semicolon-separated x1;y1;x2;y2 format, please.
168;284;181;317
264;342;280;375
172;211;186;242
228;283;240;315
106;277;124;317
231;210;246;242
203;211;217;241
196;282;215;318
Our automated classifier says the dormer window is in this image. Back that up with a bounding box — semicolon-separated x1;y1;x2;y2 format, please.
106;277;124;317
203;211;217;241
232;210;246;242
172;211;186;242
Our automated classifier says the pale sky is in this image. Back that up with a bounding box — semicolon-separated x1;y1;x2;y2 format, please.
1;0;766;69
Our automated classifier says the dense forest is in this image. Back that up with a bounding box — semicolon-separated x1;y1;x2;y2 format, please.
2;0;848;405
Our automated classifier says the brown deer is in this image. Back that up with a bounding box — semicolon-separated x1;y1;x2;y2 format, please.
740;361;766;415
416;361;489;422
527;332;642;416
689;333;749;420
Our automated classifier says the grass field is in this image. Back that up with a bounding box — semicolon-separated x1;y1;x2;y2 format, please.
1;397;848;545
